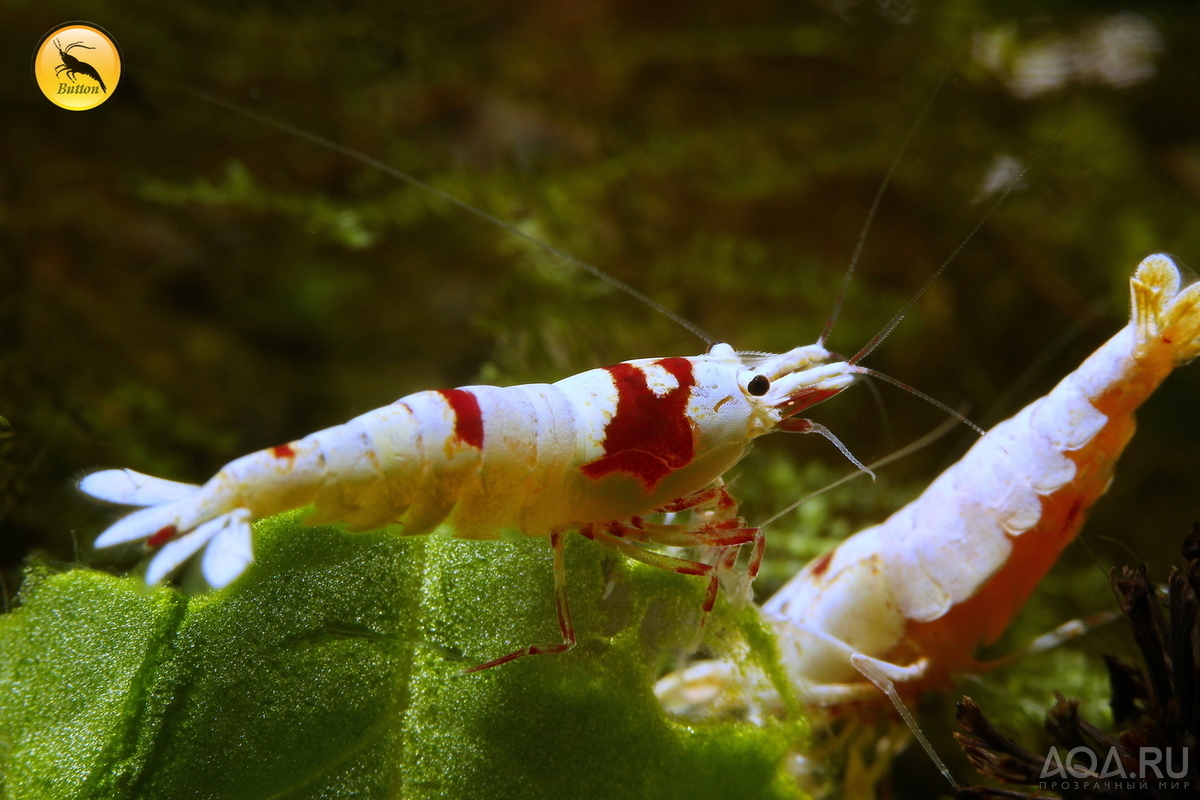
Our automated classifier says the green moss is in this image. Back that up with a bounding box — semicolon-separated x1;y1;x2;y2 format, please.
0;513;807;799
0;570;185;798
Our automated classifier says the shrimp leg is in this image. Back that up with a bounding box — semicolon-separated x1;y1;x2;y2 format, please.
464;531;576;673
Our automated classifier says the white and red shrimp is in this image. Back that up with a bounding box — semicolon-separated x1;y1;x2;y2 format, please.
81;327;871;668
657;253;1200;786
78;72;986;676
77;54;1059;683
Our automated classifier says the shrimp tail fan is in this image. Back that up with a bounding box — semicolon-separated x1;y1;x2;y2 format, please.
1131;253;1200;364
80;469;253;588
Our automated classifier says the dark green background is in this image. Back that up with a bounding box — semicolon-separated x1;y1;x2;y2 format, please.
3;1;1200;797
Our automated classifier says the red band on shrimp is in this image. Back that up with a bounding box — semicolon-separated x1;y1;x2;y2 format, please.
581;358;696;490
808;551;833;577
271;444;296;459
1063;498;1083;528
780;387;842;417
147;525;177;548
439;389;485;449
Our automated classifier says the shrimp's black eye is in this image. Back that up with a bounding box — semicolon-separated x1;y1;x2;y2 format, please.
747;375;770;396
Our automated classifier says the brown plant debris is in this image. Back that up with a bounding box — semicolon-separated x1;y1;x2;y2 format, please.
952;524;1200;799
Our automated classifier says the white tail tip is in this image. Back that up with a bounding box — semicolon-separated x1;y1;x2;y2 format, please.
80;469;200;507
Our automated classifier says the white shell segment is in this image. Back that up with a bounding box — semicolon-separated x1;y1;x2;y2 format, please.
519;383;580;534
905;475;1013;616
1030;384;1109;451
306;421;388;529
551;366;618;461
445;384;541;537
875;503;952;622
331;402;424;529
312;420;383;489
390;391;479;536
986;404;1077;494
203;438;325;520
470;384;539;497
363;403;421;477
954;434;1042;534
1063;327;1138;401
687;353;755;447
764;528;909;684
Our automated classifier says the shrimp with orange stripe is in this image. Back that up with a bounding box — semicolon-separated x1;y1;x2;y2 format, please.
656;253;1200;789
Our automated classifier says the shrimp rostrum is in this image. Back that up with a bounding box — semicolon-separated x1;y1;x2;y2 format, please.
82;338;862;668
658;254;1200;783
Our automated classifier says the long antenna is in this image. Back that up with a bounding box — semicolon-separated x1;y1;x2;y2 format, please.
758;414;960;530
818;60;955;348
146;77;716;346
848;127;1062;367
850;367;985;436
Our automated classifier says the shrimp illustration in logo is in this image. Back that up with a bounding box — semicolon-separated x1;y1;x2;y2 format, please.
34;23;121;110
53;38;106;93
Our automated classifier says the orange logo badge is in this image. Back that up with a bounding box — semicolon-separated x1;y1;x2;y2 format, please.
34;23;122;110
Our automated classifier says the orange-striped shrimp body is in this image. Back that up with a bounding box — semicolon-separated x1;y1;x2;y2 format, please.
771;254;1200;701
658;254;1200;781
81;340;858;668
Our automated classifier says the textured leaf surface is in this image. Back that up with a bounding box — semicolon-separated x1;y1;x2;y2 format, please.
0;513;804;800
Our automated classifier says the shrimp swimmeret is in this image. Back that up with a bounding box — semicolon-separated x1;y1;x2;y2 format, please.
81;335;870;669
656;254;1200;783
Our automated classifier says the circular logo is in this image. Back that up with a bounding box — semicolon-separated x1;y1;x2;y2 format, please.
34;23;122;111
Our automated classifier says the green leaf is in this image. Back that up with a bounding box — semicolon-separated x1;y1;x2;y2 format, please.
0;513;807;800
